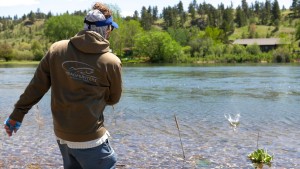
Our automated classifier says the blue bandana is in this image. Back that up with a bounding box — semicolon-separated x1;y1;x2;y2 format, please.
84;16;119;29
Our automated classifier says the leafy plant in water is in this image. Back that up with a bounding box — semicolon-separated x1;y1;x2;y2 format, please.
248;149;273;167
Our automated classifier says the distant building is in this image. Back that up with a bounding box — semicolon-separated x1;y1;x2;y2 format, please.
233;38;288;52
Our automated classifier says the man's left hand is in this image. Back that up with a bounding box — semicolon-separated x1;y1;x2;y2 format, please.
4;118;21;137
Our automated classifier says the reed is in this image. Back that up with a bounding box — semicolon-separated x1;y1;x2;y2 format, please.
35;105;44;130
257;132;260;150
174;114;185;160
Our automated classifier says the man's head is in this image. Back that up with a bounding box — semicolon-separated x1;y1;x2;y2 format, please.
84;2;118;39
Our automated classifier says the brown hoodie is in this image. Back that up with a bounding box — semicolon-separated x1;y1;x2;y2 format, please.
10;30;122;142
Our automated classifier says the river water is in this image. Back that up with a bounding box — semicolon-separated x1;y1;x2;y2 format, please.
0;64;299;168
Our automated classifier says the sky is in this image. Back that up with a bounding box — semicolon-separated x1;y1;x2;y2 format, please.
0;0;293;18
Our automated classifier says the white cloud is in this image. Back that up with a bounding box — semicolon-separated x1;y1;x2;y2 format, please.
0;0;40;7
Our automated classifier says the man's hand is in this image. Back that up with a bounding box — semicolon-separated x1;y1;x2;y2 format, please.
4;118;21;137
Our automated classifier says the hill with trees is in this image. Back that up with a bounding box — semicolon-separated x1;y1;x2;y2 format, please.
1;0;300;63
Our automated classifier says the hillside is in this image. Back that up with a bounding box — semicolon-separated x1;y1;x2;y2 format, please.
1;6;300;63
229;10;298;43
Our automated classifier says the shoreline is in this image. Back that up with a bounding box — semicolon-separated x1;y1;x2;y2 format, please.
1;60;299;66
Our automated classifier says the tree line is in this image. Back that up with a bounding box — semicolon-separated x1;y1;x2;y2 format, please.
0;0;299;63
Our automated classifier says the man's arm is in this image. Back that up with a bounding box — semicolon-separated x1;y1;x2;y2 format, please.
106;62;122;105
5;52;51;135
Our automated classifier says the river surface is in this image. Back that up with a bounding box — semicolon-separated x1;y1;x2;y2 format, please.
0;64;300;169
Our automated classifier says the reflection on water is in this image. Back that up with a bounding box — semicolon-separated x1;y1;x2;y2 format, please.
1;64;300;168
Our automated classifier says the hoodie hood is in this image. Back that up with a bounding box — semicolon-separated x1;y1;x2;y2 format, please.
70;30;110;54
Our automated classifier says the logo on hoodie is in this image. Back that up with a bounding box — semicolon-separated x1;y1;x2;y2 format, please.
62;61;98;83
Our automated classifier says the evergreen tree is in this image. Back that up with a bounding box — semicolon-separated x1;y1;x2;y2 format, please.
261;0;271;25
192;0;198;9
140;6;152;30
291;0;299;17
241;0;249;18
133;10;139;20
188;3;196;19
22;14;26;21
271;0;281;24
152;6;158;21
295;21;300;40
28;11;36;23
235;6;247;27
221;6;234;42
162;6;178;28
177;1;186;27
254;0;260;17
206;4;218;27
177;1;184;15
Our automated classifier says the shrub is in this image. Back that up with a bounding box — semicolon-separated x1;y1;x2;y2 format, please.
232;44;246;55
14;50;34;60
0;43;14;61
246;44;261;55
272;47;291;63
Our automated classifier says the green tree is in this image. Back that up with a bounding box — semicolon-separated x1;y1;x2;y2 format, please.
220;6;234;41
134;31;182;63
188;3;196;19
295;22;300;40
261;0;271;25
140;6;152;30
254;1;261;17
162;6;178;28
121;20;143;49
152;6;158;21
28;11;36;23
241;0;249;18
291;0;300;18
108;12;123;56
177;1;184;15
271;0;281;23
133;10;139;20
235;6;247;27
44;14;82;42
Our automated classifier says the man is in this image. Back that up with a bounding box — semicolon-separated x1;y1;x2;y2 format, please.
4;2;122;169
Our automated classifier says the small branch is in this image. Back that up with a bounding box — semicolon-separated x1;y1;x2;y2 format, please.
174;114;185;160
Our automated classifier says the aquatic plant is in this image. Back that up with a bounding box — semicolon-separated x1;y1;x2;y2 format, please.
248;132;273;168
248;149;273;167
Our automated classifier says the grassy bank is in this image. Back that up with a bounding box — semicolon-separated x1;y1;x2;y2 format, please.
0;60;40;65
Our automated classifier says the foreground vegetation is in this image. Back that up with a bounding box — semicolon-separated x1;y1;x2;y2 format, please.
1;0;300;64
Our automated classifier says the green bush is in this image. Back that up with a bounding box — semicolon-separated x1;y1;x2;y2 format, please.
19;42;31;51
31;40;44;61
134;31;182;63
232;44;246;55
14;50;34;61
272;47;291;63
0;43;14;61
246;44;261;55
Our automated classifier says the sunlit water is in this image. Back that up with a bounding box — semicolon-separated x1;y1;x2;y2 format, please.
1;64;300;168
